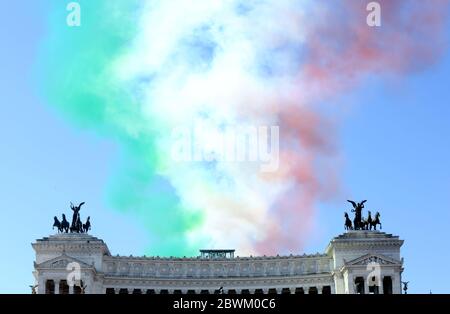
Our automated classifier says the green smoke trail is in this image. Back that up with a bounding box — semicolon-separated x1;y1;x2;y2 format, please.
37;1;203;255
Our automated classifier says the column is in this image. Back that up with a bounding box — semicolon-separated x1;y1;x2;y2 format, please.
69;285;74;294
86;278;94;294
347;276;354;294
37;277;45;295
392;275;401;294
55;281;60;295
317;286;322;294
379;277;384;295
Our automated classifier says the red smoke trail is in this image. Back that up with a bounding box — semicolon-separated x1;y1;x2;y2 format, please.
304;0;450;96
254;0;449;254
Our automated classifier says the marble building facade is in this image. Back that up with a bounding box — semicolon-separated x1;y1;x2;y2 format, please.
32;230;404;294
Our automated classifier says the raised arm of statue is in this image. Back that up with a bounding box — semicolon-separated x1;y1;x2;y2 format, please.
347;200;357;209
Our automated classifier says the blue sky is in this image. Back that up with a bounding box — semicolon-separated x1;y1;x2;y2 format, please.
1;1;449;293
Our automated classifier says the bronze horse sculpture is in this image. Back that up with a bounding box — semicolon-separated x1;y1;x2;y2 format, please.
53;214;70;233
82;216;91;233
344;212;353;230
52;202;90;234
53;216;62;232
369;212;382;230
61;214;70;233
344;200;382;231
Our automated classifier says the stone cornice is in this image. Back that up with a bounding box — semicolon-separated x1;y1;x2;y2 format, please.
32;233;111;256
102;273;334;287
104;253;329;262
325;231;404;255
102;256;333;279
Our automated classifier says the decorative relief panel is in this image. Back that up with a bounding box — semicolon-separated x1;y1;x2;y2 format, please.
119;262;130;276
186;263;196;278
100;257;332;279
159;263;170;277
106;262;116;274
253;263;263;276
226;264;237;277
280;261;290;275
266;262;277;276
351;255;396;266
51;259;69;268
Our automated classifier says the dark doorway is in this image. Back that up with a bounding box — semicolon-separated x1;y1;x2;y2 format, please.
45;280;55;294
355;277;365;294
383;276;393;294
59;280;69;294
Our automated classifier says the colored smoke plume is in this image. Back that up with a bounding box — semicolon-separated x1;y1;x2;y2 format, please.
39;1;449;255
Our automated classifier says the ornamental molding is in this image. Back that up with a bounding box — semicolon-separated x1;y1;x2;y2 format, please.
32;235;111;256
102;258;332;278
33;243;109;251
103;254;330;262
34;254;94;271
331;241;403;249
102;274;334;287
343;253;402;267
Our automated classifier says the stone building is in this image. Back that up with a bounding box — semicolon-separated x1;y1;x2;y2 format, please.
32;230;404;294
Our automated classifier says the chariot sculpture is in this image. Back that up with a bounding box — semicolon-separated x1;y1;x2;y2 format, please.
344;200;382;231
52;202;91;233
